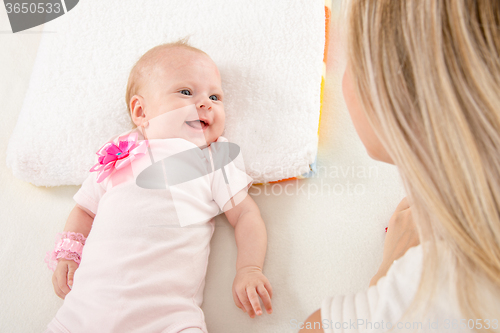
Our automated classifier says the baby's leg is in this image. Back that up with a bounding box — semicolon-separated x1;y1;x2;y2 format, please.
179;328;204;333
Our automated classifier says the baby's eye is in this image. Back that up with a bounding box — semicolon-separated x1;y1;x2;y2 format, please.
209;95;219;101
179;89;191;96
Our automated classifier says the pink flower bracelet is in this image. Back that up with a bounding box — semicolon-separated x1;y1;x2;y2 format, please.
45;231;87;271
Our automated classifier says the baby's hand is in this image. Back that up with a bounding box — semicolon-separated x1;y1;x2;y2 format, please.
232;266;273;318
52;259;79;299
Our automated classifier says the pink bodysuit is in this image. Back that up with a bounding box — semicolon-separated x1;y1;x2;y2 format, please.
45;131;252;333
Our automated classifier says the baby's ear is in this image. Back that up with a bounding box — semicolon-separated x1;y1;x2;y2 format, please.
130;95;146;126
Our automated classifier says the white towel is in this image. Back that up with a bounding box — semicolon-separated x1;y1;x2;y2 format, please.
6;0;325;186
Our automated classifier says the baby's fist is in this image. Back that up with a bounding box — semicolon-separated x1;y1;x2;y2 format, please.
52;259;79;299
232;266;273;318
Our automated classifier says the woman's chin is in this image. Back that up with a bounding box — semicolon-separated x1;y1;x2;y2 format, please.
367;148;395;165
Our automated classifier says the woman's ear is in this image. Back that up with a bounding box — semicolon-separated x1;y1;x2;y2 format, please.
130;95;146;127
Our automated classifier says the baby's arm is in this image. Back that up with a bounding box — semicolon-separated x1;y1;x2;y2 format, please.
52;204;94;299
64;204;95;233
224;191;273;318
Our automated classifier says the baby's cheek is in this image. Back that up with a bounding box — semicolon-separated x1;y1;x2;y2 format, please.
213;120;225;137
217;110;225;128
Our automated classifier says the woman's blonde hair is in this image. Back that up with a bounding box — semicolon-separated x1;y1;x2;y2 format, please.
347;0;500;329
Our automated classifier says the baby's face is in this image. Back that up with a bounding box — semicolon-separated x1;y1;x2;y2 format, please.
136;48;225;146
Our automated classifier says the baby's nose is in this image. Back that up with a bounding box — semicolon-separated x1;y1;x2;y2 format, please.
196;100;212;110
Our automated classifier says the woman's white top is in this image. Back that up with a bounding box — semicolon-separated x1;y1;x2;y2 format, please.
321;244;498;333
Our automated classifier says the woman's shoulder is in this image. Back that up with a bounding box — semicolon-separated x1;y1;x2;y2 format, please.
321;245;424;332
379;244;423;292
321;244;468;332
321;244;485;333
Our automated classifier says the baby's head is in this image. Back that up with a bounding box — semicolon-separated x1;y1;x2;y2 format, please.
126;40;225;146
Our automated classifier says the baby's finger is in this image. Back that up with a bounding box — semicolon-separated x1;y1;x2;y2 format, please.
232;288;244;311
55;266;71;296
257;284;273;314
67;263;78;289
264;280;273;299
247;287;263;316
237;289;255;317
52;274;65;299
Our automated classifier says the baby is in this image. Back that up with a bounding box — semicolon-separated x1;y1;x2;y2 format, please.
44;41;272;333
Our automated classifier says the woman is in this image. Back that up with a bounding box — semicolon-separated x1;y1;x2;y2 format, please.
301;0;500;332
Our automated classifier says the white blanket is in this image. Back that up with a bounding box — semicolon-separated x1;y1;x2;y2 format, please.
6;0;325;186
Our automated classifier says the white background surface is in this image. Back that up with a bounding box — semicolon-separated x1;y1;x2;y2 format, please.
0;2;406;332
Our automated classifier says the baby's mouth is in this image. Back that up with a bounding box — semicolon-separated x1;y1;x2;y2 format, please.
185;120;208;130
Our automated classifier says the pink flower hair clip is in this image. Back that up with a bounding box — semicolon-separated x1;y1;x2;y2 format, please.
90;132;149;183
